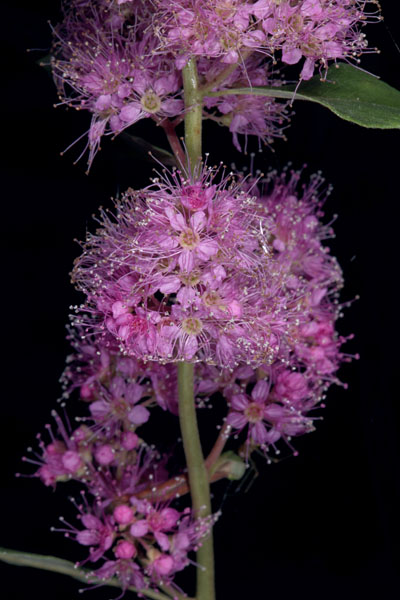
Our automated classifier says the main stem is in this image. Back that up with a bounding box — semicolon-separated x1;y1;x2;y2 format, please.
180;58;215;600
178;363;215;600
182;58;202;171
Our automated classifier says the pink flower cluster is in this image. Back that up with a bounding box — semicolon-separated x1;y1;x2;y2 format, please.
53;167;350;461
154;0;380;77
72;165;331;367
201;53;290;152
55;496;215;591
23;327;216;593
24;165;354;594
189;168;353;456
62;326;180;417
52;1;183;166
50;0;381;168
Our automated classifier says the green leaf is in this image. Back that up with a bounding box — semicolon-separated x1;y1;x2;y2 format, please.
206;63;400;129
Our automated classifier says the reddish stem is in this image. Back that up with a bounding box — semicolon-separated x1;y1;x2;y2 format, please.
136;469;228;502
137;419;231;502
160;119;186;167
205;420;231;470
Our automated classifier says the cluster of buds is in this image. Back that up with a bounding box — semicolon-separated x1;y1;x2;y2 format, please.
24;338;217;593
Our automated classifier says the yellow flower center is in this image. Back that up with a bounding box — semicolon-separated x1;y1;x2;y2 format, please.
180;270;201;286
244;402;264;423
202;290;222;308
140;90;162;114
179;229;200;250
181;317;203;335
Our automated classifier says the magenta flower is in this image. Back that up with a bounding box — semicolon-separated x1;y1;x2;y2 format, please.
51;6;183;167
71;166;306;367
154;0;380;76
202;53;290;151
227;378;315;450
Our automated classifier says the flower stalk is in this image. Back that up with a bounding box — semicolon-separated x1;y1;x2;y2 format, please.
182;58;202;171
180;57;215;600
178;362;215;600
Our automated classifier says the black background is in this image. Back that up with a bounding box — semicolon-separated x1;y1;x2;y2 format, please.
1;1;400;599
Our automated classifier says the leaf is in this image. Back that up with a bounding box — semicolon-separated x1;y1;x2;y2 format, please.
205;63;400;129
119;132;177;166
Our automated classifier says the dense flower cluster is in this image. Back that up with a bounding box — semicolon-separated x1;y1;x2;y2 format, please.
154;0;381;77
24;1;369;595
192;168;352;456
52;1;183;166
23;160;355;594
51;1;321;168
49;0;379;169
72;165;342;367
71;163;350;421
202;53;291;151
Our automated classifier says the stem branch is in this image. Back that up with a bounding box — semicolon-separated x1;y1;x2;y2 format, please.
200;50;253;95
160;119;186;167
205;421;231;470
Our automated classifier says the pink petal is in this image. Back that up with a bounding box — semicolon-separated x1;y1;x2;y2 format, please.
159;275;181;294
190;210;206;232
128;405;150;425
227;412;248;429
282;46;302;65
130;520;149;537
90;400;110;420
251;380;269;403
77;530;99;546
119;103;142;123
196;239;219;260
230;394;249;411
125;382;143;404
161;98;184;116
81;514;101;529
165;207;186;231
94;94;112;111
251;422;268;444
301;58;315;81
178;249;194;272
155;531;170;551
182;335;198;359
177;286;196;307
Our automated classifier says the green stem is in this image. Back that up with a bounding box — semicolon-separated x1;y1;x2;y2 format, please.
182;58;202;172
0;548;173;600
180;56;215;600
178;363;215;600
199;50;253;95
